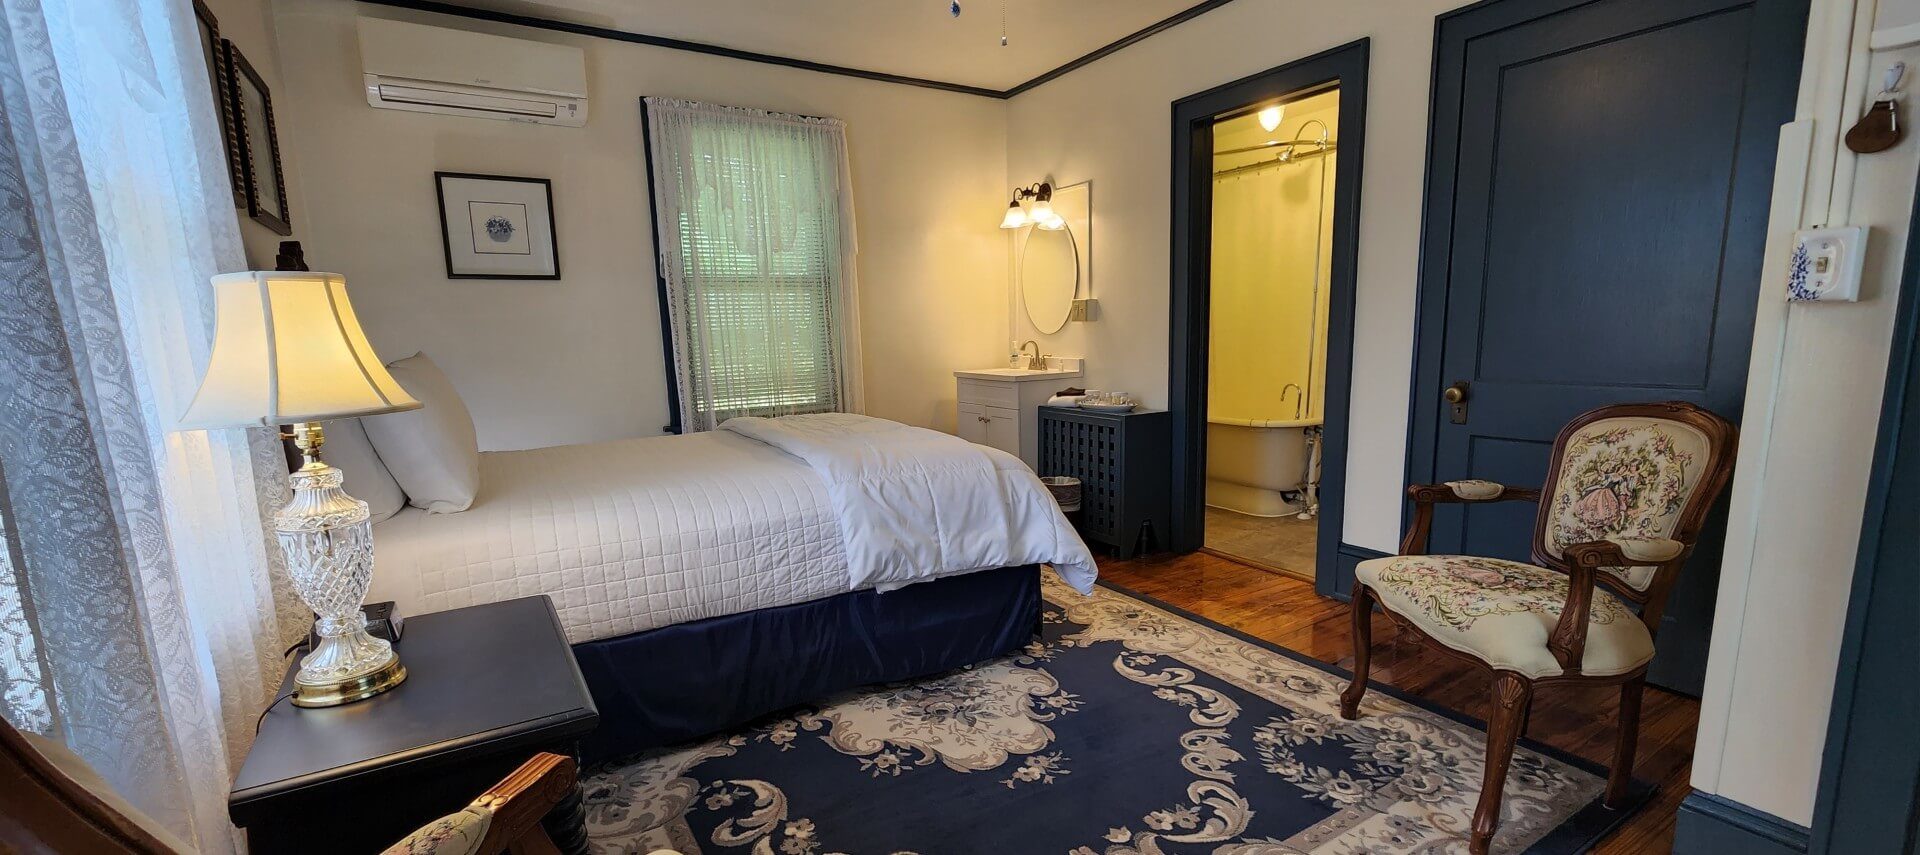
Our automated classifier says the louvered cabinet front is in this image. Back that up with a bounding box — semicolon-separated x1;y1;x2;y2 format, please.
1038;406;1170;558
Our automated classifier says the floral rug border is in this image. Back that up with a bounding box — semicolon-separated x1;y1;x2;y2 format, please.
1090;578;1657;854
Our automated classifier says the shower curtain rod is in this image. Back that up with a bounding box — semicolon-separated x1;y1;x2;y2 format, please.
1212;142;1337;178
1214;137;1333;157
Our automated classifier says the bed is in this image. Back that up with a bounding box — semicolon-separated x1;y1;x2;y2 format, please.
364;414;1095;761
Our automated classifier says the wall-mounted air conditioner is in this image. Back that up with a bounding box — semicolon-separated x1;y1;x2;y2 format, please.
358;17;588;127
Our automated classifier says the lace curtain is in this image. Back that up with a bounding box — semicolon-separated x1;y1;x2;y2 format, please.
0;0;303;849
643;97;865;432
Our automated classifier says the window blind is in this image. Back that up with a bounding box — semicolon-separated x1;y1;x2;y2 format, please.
644;98;864;431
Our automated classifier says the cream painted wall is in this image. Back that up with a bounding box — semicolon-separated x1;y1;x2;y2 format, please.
1006;0;1469;553
1690;0;1920;825
1208;95;1338;424
271;0;1010;451
201;0;307;269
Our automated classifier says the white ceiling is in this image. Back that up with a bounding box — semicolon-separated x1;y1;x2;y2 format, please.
436;0;1207;91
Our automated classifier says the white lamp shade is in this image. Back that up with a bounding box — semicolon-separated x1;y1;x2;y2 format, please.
178;272;421;429
999;202;1029;229
1026;198;1056;224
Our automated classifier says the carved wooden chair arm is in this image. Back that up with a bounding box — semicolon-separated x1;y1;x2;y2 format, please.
475;752;576;855
1399;481;1542;555
383;752;577;855
1544;541;1618;671
1407;480;1543;505
1544;538;1681;672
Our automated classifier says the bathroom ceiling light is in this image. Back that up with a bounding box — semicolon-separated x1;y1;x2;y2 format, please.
999;200;1030;229
1258;104;1284;133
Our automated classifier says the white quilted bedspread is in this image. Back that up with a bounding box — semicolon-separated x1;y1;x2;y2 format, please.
370;431;849;644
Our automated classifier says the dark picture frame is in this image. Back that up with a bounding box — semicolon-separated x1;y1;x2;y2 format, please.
433;172;561;280
192;0;243;205
222;39;292;236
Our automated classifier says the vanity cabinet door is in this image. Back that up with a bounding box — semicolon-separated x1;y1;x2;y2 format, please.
957;402;989;445
984;406;1020;455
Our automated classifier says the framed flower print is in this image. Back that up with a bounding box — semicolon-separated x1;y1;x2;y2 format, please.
222;39;292;236
434;173;561;280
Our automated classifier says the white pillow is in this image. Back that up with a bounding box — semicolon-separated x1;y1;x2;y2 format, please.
322;417;406;524
362;353;481;514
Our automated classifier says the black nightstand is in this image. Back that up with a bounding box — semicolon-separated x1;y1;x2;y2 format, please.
229;596;599;855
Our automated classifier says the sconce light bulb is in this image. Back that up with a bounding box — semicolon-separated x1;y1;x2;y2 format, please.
1258;105;1284;133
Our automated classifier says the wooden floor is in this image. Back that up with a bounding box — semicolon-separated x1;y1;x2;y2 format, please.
1098;550;1698;854
1203;507;1319;579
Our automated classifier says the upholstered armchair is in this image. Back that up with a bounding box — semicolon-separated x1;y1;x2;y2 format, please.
1339;402;1737;855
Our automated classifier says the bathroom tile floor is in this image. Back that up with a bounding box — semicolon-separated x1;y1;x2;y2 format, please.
1203;507;1319;579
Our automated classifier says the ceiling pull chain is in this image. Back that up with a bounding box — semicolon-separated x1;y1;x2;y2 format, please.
1001;0;1009;46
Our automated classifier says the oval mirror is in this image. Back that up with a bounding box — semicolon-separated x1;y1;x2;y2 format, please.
1022;225;1078;335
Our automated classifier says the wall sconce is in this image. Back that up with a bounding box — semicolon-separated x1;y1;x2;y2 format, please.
999;181;1065;230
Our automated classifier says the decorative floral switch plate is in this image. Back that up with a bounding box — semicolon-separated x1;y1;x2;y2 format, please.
1788;226;1868;302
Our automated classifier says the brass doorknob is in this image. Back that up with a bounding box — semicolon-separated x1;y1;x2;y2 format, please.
1443;382;1469;404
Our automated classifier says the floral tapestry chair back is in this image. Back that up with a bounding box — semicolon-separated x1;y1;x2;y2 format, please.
1532;405;1735;601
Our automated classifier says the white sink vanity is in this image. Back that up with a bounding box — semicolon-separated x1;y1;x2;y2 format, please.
965;177;1093;470
954;359;1083;470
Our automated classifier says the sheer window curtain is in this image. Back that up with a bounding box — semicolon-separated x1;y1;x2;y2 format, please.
643;97;865;432
0;0;303;850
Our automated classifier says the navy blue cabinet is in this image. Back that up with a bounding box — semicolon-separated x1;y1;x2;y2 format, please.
1038;406;1170;558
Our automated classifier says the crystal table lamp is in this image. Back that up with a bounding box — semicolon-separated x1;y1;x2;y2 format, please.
179;272;421;707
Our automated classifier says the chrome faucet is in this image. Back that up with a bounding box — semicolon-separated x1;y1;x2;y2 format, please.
1280;383;1304;419
1019;340;1046;371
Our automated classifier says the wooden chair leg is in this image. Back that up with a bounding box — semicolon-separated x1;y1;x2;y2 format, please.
1606;674;1646;808
1339;583;1376;720
1471;672;1532;855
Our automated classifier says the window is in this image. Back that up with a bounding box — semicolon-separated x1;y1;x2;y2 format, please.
644;98;864;432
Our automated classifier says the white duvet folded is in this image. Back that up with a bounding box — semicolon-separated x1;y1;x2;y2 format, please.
721;413;1098;594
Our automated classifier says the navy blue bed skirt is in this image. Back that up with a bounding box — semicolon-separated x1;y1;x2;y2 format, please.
573;565;1042;763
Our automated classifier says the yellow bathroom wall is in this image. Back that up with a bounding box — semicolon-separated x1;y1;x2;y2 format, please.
1208;91;1338;423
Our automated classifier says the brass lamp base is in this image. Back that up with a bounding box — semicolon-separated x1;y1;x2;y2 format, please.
292;657;408;708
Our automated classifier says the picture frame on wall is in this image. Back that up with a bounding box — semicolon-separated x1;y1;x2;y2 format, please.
191;0;243;204
222;39;292;235
434;172;561;280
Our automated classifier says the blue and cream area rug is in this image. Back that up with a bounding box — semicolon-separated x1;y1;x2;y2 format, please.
581;573;1644;854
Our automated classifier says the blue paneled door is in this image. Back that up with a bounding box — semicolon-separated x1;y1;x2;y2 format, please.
1415;0;1807;693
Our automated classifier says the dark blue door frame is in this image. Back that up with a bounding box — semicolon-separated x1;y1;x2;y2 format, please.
1167;39;1369;597
1805;172;1920;855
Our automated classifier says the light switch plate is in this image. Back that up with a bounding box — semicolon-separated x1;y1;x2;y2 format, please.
1789;226;1867;302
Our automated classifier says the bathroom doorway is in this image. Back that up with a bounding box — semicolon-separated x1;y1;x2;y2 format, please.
1200;88;1339;580
1168;41;1366;595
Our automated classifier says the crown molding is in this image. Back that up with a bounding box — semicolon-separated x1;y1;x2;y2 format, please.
358;0;1243;99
